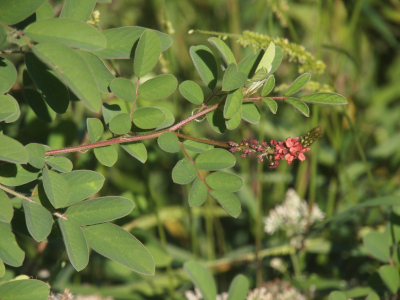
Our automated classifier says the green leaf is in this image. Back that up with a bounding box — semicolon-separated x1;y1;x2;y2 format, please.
45;156;73;173
158;132;180;153
207;107;226;133
83;222;155;275
154;107;175;130
328;291;347;300
32;42;102;112
134;30;161;77
269;46;283;73
224;88;243;119
58;218;89;271
363;231;390;262
25;18;106;51
25;49;69;114
189;45;218;90
263;97;278;114
66;196;134;226
0;135;29;164
92;27;172;59
60;170;105;206
25;143;45;169
365;292;380;300
255;42;275;73
284;73;311;96
87;118;104;143
225;108;242;130
0;259;4;278
209;190;241;218
195;148;236;171
183;140;214;153
94;145;118;167
261;75;275;97
189;178;208;207
0;0;47;25
2;98;20;124
172;159;197;185
0;164;40;187
241;102;261;124
301;92;348;105
36;2;54;20
102;103;121;125
24;89;56;123
184;261;216;300
76;50;115;93
109;113;131;135
121;142;148;163
237;50;263;79
0;190;13;223
0;279;49;300
179;80;204;105
208;37;236;67
227;274;249;300
222;64;247;91
22;198;53;242
138;74;178;101
60;0;96;21
110;78;136;101
379;265;399;294
285;97;310;117
0;95;19;122
0;57;17;94
42;168;70;208
206;172;243;192
132;107;166;129
0;223;24;267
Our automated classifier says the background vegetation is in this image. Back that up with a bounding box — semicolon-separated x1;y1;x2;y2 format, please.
1;0;399;299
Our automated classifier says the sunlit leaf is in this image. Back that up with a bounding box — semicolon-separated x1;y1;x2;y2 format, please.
0;279;49;300
301;92;348;105
0;57;17;94
42;168;70;208
110;78;136;101
189;178;208;207
184;261;216;300
179;80;204;105
158;132;180;153
284;73;311;96
134;30;161;77
195;148;236;170
285;97;310;117
189;45;218;90
222;64;247;91
172;159;197;185
60;0;96;22
0;135;29;164
206;172;243;192
208;37;236;67
121;142;148;163
138;75;177;101
22;199;53;242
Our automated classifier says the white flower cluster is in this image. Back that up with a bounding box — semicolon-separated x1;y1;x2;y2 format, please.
185;280;305;300
264;189;325;247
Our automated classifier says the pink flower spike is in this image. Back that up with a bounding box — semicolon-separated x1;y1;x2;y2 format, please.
285;153;294;164
298;152;306;161
285;137;294;147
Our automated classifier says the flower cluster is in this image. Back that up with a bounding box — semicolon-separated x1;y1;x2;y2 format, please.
264;189;325;248
229;127;323;169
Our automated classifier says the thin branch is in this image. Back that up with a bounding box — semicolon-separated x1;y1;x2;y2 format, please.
130;77;141;122
175;132;230;148
244;96;286;101
0;49;30;54
0;183;34;202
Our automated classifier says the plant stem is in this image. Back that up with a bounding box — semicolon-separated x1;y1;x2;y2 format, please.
205;195;216;261
0;183;34;202
129;77;140;122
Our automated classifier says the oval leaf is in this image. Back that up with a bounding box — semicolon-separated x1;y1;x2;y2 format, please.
301;92;348;105
0;57;17;94
227;274;249;300
285;97;310;117
58;218;89;271
263;98;278;114
222;64;247;91
379;265;399;294
154;107;175;130
0;223;25;267
328;291;347;300
179;80;204;105
66;196;134;226
0;164;41;187
25;18;106;51
22;199;53;242
25;143;46;169
94;145;118;167
32;42;102;112
195;148;236;171
284;73;311;96
206;172;243;192
208;37;236;67
0;135;29;164
238;50;263;79
60;0;96;21
189;45;218;90
209;190;241;218
0;94;19;122
83;222;155;275
109;113;131;135
121;142;148;163
0;279;49;300
92;27;172;59
102;103;121;125
110;78;136;101
256;42;275;73
261;75;275;97
158;132;180;153
189;178;208;207
45;156;73;173
60;170;105;206
225;108;242;130
132;107;166;129
0;0;47;25
269;46;283;74
224;88;243;119
42;168;70;208
134;30;161;77
363;231;390;263
241;102;261;124
87;118;104;143
172;159;197;185
183;140;214;153
184;261;216;300
0;190;13;223
138;74;177;101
